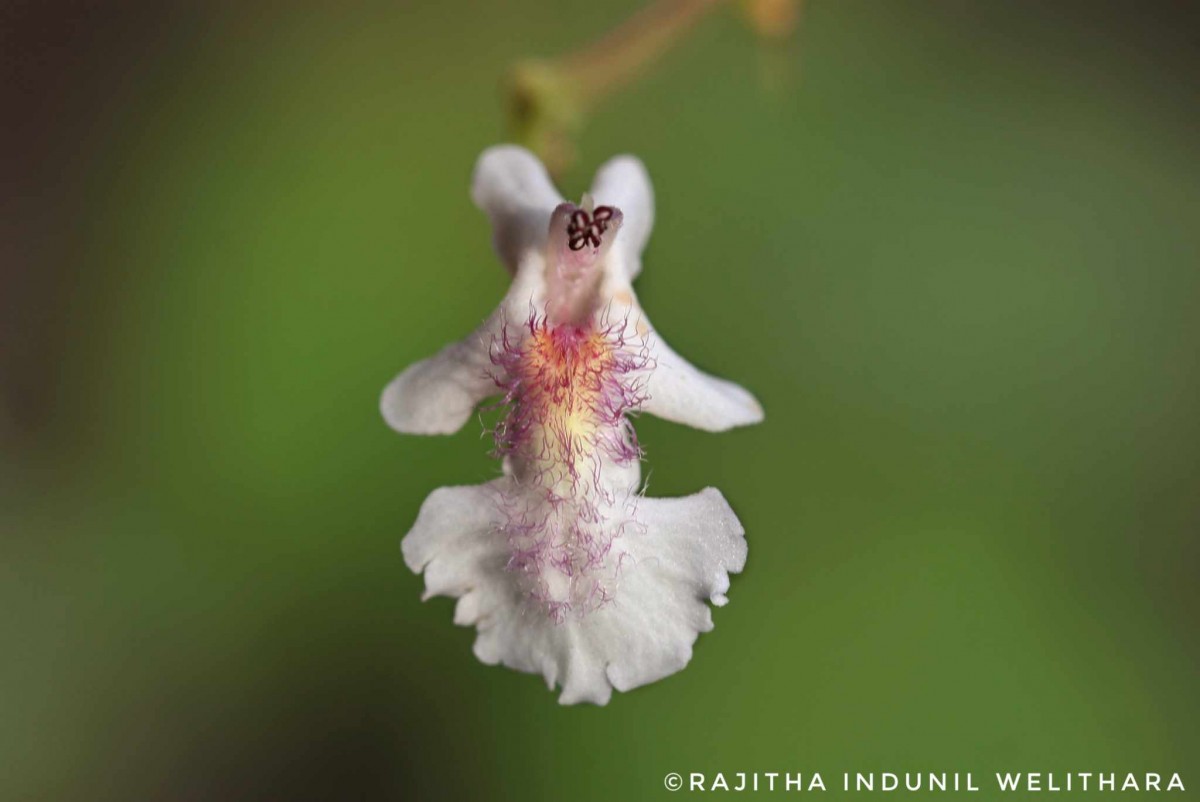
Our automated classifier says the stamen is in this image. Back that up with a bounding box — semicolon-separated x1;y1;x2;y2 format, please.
565;204;618;251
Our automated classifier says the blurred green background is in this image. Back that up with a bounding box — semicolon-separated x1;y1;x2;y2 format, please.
3;1;1198;799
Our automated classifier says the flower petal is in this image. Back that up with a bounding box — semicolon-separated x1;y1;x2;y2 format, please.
601;285;764;432
379;323;498;436
401;481;507;598
589;155;654;281
629;487;748;610
403;479;747;705
381;264;547;436
472;145;564;275
641;328;765;432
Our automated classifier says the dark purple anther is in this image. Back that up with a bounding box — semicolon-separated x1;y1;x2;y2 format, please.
566;205;617;251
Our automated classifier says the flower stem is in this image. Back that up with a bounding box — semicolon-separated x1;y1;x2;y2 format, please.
508;0;724;177
561;0;724;106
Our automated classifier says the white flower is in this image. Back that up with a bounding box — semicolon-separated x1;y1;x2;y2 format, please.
381;145;763;704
